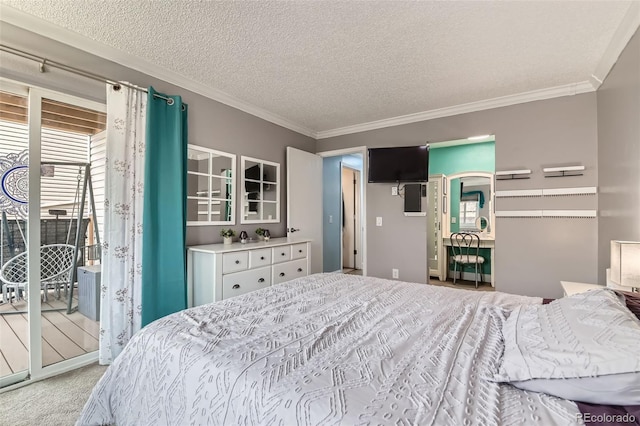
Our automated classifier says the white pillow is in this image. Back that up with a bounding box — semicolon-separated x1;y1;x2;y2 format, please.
492;288;640;404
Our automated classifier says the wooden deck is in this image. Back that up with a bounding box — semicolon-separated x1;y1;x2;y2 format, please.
0;295;99;376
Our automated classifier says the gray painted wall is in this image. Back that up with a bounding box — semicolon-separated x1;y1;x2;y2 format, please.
597;29;640;284
318;94;599;298
0;23;316;246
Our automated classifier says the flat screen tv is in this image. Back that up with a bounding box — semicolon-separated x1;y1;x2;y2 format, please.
368;145;429;183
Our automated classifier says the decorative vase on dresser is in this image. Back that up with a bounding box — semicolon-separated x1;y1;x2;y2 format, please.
187;237;312;306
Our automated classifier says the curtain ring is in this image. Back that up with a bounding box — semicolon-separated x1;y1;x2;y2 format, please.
39;59;47;73
166;98;174;106
181;104;186;111
113;83;121;91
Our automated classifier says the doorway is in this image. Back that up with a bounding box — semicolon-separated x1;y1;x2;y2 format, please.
318;147;366;276
426;136;495;289
341;164;362;273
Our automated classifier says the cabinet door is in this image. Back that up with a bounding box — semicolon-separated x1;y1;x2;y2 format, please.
222;266;271;299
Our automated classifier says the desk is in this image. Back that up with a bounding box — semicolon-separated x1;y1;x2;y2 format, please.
443;237;495;287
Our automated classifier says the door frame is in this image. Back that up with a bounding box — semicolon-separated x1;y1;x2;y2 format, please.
0;78;104;391
317;146;367;276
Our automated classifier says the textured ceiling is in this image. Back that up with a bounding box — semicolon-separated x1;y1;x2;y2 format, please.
0;1;634;136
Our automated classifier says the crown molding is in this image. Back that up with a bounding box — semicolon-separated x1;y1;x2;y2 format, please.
591;2;640;90
0;5;316;139
315;81;595;139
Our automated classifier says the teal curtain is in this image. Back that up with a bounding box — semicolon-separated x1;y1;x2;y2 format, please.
141;87;188;326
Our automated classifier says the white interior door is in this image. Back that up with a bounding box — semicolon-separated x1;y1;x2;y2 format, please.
286;147;322;274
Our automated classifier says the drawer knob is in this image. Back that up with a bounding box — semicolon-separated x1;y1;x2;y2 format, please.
281;252;286;256
297;268;303;272
299;250;302;253
232;284;240;289
260;256;265;260
258;278;265;283
235;260;240;264
279;272;285;277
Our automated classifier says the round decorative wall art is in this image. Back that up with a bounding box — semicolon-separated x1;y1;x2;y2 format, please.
0;149;29;219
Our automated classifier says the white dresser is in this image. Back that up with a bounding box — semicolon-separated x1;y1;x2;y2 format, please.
187;237;312;306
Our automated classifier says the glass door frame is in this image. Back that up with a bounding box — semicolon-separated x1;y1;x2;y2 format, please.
0;78;106;389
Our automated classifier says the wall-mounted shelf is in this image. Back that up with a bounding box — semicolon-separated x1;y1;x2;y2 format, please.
495;189;543;198
542;210;596;218
496;210;543;218
495;186;597;198
496;209;597;218
543;165;585;178
542;186;596;196
495;169;531;180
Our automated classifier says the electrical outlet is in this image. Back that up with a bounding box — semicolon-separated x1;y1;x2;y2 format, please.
391;186;398;196
376;217;382;226
392;268;399;279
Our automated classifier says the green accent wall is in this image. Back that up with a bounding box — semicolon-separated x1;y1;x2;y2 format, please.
429;141;495;175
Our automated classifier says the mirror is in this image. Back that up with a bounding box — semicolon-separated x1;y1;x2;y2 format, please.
447;172;494;237
475;216;488;232
241;156;280;224
187;145;236;226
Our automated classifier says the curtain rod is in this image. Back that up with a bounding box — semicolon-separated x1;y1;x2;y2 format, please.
0;44;178;106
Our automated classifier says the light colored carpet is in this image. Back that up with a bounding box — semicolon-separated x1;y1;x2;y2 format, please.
1;363;107;426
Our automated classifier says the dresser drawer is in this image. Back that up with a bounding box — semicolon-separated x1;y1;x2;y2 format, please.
273;258;308;285
272;246;291;264
291;243;307;260
222;266;271;299
222;251;248;273
249;248;272;268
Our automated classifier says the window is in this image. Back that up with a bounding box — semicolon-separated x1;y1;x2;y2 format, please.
186;145;236;226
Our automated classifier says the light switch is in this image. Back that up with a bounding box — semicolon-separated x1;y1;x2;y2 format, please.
391;186;398;196
329;215;333;224
451;217;457;223
376;217;382;226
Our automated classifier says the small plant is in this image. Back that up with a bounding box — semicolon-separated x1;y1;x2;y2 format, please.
220;229;236;238
255;228;265;236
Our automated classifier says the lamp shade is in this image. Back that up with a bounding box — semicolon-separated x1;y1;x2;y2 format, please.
610;240;640;288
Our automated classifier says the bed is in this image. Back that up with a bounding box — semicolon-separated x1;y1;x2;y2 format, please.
77;273;638;425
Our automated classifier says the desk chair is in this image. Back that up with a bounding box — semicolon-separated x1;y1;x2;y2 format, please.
450;233;485;288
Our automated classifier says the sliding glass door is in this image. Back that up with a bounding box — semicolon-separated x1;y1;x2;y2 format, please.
0;80;105;388
0;85;30;387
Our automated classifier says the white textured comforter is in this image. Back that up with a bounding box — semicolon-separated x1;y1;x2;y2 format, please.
78;273;581;425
